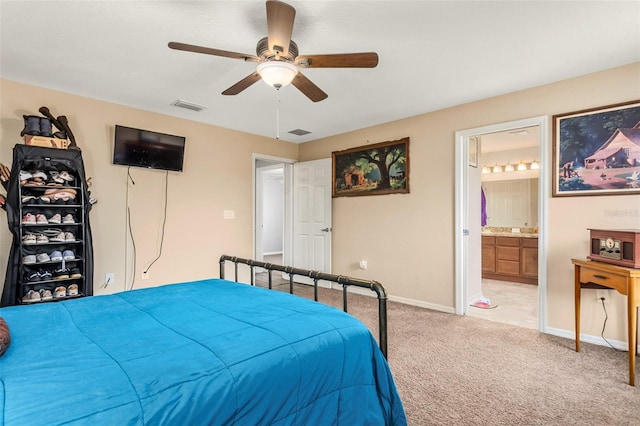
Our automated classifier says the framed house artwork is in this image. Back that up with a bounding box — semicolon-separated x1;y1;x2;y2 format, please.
469;136;479;168
552;100;640;197
332;137;409;197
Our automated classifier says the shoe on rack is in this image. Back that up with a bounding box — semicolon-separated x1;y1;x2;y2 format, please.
22;255;37;265
53;286;66;298
36;252;51;263
35;214;48;224
48;213;62;224
22;289;41;303
19;170;33;181
39;288;53;301
62;250;75;261
22;213;36;224
31;170;48;180
36;234;49;244
67;284;78;296
22;233;37;245
62;214;75;224
49;251;63;262
57;171;74;182
39;196;51;204
39;270;53;281
50;232;66;242
53;269;69;280
23;270;41;282
64;232;75;241
49;171;65;184
21;195;37;204
68;268;82;279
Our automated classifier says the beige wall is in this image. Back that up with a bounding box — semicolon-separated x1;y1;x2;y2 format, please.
2;64;639;345
299;63;640;343
0;79;298;296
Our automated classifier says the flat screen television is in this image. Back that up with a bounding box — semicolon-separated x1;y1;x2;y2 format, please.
113;125;186;172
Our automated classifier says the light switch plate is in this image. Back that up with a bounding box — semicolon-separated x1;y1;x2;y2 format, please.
223;210;235;219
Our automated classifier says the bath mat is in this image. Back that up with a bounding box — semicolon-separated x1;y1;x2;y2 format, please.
470;301;498;309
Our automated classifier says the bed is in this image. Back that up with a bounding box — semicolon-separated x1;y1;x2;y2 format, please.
0;257;406;425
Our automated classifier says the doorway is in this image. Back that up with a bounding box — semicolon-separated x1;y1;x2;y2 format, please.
253;154;295;267
454;116;549;332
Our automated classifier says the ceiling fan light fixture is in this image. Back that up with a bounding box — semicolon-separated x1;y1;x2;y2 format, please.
257;61;298;89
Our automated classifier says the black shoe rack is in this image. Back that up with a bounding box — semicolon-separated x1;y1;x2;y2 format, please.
2;145;94;307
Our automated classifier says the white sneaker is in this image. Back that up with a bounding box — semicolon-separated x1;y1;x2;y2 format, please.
22;233;37;245
62;214;75;224
50;232;66;242
36;252;51;263
35;214;48;224
22;254;37;264
22;289;41;303
48;213;62;224
22;213;36;224
36;234;49;244
64;232;76;241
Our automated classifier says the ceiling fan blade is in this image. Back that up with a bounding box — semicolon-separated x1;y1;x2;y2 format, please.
291;72;328;102
295;52;379;68
266;0;295;56
168;41;259;62
222;72;262;96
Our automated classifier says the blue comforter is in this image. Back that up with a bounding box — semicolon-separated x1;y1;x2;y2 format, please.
0;279;406;425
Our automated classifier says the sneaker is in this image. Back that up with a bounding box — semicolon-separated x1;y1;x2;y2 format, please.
23;270;41;282
22;213;36;224
22;233;37;245
39;196;51;204
21;195;37;204
32;170;48;180
36;234;49;244
22;289;41;303
36;252;51;263
64;232;76;241
49;171;64;184
39;288;53;301
48;213;61;224
53;286;66;298
62;250;75;260
58;171;74;182
49;251;63;262
69;268;82;279
23;254;37;264
35;214;48;224
50;232;66;242
19;170;33;181
67;284;78;296
53;269;69;280
39;270;53;281
62;214;75;224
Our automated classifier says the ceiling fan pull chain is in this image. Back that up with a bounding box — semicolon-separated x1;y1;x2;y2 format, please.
276;90;281;140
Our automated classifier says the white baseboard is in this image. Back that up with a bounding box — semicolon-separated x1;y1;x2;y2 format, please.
545;326;629;351
388;294;456;314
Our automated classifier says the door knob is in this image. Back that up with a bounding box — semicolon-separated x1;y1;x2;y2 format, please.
321;227;332;232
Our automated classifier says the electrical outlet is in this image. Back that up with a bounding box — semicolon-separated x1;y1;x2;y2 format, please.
142;271;149;280
105;273;114;286
596;289;610;304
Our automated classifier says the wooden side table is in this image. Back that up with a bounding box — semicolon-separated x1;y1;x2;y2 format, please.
572;258;640;386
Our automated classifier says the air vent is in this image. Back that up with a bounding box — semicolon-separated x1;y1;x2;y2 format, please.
288;128;312;136
171;99;207;112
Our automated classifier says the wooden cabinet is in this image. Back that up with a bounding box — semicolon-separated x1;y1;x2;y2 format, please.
482;235;538;284
482;236;496;273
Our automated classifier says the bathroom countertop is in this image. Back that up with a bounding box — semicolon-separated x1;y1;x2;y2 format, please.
481;231;538;238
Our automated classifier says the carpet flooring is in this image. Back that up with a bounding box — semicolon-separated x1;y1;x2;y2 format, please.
255;276;640;426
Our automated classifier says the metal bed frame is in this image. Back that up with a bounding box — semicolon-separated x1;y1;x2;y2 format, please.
219;254;389;358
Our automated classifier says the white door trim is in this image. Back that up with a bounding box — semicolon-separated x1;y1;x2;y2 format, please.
252;153;296;267
454;116;549;333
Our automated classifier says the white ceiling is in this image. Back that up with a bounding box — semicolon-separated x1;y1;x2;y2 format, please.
1;1;639;144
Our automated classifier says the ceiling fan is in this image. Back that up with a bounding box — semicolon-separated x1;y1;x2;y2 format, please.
168;0;378;102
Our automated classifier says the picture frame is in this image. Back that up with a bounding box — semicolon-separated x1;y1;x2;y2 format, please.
552;100;640;197
332;137;409;197
468;136;479;168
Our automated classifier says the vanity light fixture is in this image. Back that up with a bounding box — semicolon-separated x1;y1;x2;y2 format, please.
492;164;503;173
481;165;492;174
504;162;514;172
517;162;527;171
530;160;540;170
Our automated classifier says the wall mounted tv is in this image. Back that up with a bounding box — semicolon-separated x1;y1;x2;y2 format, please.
113;125;186;172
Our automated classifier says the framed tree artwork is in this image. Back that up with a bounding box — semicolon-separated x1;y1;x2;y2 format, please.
332;137;409;197
552;100;640;197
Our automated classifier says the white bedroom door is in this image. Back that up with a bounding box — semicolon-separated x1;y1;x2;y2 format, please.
293;158;332;281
